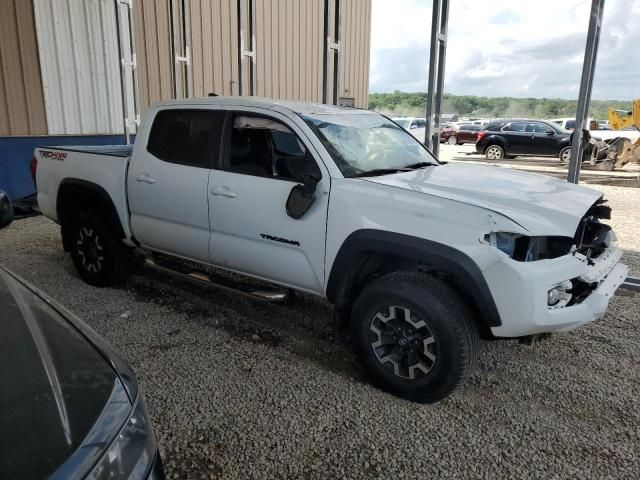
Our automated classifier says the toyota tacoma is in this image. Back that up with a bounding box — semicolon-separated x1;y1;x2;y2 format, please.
35;97;628;403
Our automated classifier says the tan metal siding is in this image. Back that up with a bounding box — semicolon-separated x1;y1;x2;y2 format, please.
255;0;324;102
0;0;47;135
188;0;239;97
95;0;371;116
339;0;371;108
134;0;174;112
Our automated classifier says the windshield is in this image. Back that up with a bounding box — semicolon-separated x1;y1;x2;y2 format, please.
302;112;438;177
392;118;410;128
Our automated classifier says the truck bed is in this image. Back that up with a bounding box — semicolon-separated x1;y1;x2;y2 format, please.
35;144;134;242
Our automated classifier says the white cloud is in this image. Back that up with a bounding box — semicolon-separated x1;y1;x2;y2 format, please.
369;0;640;100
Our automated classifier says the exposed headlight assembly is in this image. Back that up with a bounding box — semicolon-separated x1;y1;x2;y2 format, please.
547;280;573;309
485;233;574;262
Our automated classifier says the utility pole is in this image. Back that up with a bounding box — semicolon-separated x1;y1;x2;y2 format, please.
424;0;449;158
567;0;605;184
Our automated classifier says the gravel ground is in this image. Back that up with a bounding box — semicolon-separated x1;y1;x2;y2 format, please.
1;184;639;479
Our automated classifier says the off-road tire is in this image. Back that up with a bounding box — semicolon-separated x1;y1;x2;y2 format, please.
351;271;479;403
69;209;130;287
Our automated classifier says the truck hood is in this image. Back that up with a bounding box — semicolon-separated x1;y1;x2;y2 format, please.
363;163;602;237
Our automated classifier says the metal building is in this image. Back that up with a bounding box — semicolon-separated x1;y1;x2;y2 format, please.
0;0;372;199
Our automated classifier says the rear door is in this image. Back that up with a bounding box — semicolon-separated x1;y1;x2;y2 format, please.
207;110;329;294
467;125;481;143
127;108;225;262
456;124;477;143
501;121;529;154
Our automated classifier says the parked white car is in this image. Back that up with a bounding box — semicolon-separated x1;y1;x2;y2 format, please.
392;117;426;142
36;97;628;403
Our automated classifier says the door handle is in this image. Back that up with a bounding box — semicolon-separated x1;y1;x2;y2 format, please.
209;186;237;198
135;173;155;184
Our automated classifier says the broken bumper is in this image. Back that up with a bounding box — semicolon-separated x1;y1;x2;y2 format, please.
485;246;628;338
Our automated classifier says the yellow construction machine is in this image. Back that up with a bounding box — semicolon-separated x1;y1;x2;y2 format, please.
605;98;640;169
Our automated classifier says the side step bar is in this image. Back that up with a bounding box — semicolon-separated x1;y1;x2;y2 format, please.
621;275;640;292
143;255;288;302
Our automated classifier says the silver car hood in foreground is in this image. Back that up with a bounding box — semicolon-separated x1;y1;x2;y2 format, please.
364;163;602;237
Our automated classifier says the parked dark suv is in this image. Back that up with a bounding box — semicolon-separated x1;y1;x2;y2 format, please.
476;119;572;161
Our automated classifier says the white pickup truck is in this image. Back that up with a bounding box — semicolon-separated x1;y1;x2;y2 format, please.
36;97;628;403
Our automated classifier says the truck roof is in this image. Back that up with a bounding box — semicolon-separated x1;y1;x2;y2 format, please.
151;96;372;115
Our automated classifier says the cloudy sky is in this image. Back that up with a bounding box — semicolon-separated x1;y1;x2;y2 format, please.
369;0;640;100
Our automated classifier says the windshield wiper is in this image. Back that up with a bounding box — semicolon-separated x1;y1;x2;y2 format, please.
404;162;435;170
352;162;435;178
352;168;409;178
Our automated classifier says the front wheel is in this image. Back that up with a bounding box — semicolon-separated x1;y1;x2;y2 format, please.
559;146;571;163
69;210;131;287
485;144;504;160
351;272;479;403
446;135;457;145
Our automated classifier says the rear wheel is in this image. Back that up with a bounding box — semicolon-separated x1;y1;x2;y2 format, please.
485;144;504;160
559;146;571;163
351;272;479;403
69;210;130;287
446;135;457;145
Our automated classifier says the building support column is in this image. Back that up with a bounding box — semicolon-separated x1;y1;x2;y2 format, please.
424;0;449;157
567;0;605;184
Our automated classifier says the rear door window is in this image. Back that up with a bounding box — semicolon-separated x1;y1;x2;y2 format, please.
147;109;225;168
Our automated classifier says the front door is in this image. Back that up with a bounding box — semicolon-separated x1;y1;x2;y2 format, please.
208;110;329;294
526;122;561;156
127;108;225;262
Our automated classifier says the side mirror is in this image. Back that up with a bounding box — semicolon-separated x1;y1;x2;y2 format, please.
546;129;555;135
286;175;319;219
0;191;14;229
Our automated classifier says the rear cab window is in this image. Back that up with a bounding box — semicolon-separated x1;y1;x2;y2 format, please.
147;109;225;168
